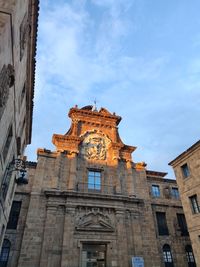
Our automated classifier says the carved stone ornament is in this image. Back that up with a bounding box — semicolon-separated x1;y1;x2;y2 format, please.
20;13;29;60
75;211;114;232
0;64;15;118
82;132;110;160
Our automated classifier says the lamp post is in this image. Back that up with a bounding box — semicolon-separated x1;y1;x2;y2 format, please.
0;158;28;202
11;158;28;185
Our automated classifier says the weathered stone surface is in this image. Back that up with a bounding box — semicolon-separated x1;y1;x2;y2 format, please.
0;0;38;250
4;106;194;267
169;140;200;266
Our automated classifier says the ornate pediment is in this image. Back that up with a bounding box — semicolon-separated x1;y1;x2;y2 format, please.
75;211;114;232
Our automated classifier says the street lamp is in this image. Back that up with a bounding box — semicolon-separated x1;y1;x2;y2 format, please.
10;158;28;185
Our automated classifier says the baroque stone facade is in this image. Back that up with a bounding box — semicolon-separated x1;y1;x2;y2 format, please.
169;140;200;266
0;0;39;249
3;106;195;267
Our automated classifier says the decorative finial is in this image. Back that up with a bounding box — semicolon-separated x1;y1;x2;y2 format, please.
92;99;98;111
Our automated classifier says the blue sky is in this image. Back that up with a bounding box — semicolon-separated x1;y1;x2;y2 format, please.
26;0;200;178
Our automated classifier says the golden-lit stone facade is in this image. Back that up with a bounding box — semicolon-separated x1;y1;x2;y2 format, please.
169;140;200;266
3;106;195;267
0;0;38;249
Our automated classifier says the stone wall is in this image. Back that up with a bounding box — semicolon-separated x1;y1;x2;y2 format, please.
169;142;200;266
0;0;38;249
4;106;195;267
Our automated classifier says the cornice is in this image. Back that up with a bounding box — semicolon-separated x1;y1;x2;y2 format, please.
26;0;39;144
37;148;58;158
68;107;121;125
146;170;167;177
44;189;144;205
169;139;200;167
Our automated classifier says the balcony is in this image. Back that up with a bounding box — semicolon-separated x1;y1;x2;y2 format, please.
76;182;116;195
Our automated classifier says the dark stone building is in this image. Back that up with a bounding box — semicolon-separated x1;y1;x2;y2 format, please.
1;106;196;267
0;0;39;250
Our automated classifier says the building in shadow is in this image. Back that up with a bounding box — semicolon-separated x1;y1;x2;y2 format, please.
2;105;196;267
169;140;200;266
0;0;39;250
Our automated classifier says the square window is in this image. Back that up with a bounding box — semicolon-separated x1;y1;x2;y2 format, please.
88;170;101;191
152;185;160;197
181;163;190;178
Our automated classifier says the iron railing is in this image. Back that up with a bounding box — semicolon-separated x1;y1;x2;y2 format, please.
76;182;116;195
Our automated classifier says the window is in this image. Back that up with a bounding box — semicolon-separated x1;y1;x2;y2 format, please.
0;225;5;245
21;84;26;104
16;137;21;155
171;187;179;199
189;195;200;214
185;245;196;267
0;239;11;267
163;244;174;267
1;167;12;200
88;170;101;191
7;201;22;229
2;125;13;161
152;185;160;197
177;213;188;236
181;163;190;178
156;212;169;235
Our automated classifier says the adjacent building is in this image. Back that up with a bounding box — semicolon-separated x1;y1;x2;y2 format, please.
1;106;195;267
0;0;39;249
169;140;200;266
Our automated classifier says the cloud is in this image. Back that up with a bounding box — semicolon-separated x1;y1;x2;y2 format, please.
26;1;200;179
36;0;167;98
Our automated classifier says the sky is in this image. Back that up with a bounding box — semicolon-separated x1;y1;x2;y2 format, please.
26;0;200;178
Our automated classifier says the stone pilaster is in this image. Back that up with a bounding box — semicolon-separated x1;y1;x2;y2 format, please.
126;161;136;197
68;153;77;190
116;209;129;267
130;211;143;256
39;204;57;267
17;193;46;267
61;206;77;267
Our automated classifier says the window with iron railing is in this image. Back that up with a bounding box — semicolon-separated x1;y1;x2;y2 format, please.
77;182;115;195
76;170;115;195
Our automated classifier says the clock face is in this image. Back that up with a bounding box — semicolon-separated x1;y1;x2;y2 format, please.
81;133;109;160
